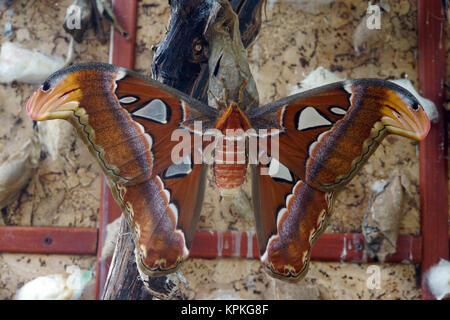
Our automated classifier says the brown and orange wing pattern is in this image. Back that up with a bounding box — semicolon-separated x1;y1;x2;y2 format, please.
108;158;207;275
27;62;216;275
249;79;430;280
251;160;333;280
249;79;430;191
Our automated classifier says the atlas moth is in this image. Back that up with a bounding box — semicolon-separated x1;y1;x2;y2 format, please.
27;63;430;280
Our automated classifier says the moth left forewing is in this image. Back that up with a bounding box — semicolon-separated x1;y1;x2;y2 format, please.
94;68;214;274
27;62;216;277
114;70;218;176
28;63;218;184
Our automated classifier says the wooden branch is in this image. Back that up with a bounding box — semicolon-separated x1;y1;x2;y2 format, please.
102;0;264;300
102;218;190;299
152;0;265;99
102;218;153;300
205;0;259;108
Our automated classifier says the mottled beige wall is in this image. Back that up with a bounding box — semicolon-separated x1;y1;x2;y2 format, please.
0;0;106;299
0;0;447;300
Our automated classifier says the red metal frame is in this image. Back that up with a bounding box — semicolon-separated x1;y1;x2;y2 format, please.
0;226;97;255
417;0;449;299
94;0;137;300
189;231;423;263
0;0;446;300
